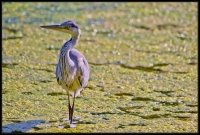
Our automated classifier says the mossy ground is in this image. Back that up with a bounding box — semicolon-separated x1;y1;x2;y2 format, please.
2;2;197;133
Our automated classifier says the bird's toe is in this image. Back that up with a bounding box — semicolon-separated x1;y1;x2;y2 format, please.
69;123;76;128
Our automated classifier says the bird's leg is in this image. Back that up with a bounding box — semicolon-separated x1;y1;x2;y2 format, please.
70;92;76;124
67;92;71;122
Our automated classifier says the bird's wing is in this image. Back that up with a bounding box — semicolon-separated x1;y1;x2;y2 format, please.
70;49;90;88
78;57;90;88
69;49;90;97
55;57;62;85
71;57;89;97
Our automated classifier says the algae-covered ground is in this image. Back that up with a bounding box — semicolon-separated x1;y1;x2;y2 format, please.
2;2;198;133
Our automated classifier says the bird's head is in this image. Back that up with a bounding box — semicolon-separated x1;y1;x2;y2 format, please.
40;20;81;36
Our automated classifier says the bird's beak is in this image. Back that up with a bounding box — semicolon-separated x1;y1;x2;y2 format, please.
40;25;69;33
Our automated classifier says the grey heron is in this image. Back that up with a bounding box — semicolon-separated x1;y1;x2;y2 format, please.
41;20;90;128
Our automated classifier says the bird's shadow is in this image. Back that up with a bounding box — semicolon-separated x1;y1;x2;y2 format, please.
2;119;45;133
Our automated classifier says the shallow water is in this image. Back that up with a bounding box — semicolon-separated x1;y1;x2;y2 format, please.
2;2;197;133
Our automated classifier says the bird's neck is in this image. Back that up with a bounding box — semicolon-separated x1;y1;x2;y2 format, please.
70;34;80;47
60;33;80;60
59;34;80;70
62;33;80;50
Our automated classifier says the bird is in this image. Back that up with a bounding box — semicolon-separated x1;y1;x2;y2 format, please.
40;20;90;128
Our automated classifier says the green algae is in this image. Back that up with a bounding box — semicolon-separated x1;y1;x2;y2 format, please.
2;2;197;133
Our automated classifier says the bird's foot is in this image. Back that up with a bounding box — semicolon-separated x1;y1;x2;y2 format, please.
64;116;80;123
66;119;77;128
69;123;76;128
